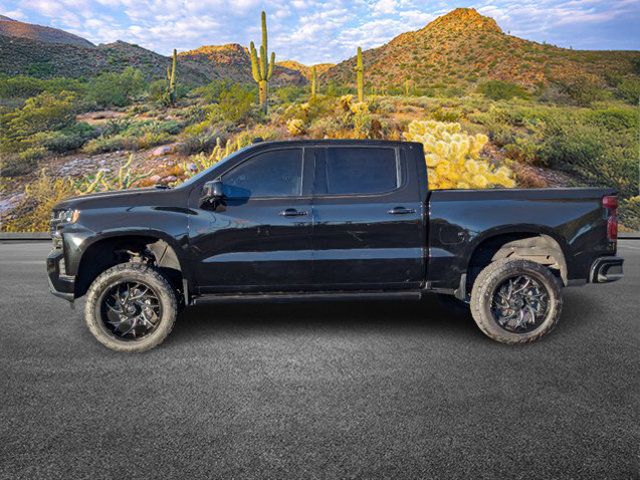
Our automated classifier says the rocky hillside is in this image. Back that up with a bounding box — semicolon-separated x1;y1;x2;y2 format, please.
0;17;306;87
179;44;307;86
0;15;94;47
0;35;210;84
277;60;335;80
323;8;640;91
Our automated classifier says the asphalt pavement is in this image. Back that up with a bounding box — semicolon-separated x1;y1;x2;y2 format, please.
1;241;638;479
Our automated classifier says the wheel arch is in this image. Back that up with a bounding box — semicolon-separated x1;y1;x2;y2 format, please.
465;226;570;288
74;231;187;298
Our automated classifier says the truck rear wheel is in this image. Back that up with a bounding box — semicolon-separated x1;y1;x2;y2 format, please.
470;259;563;344
84;263;177;352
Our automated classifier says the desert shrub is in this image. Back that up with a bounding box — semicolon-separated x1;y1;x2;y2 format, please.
585;107;638;131
0;91;76;138
0;75;86;100
350;102;372;138
555;76;609;106
191;80;235;103
274;86;306;103
504;137;541;164
82;120;180;154
478;80;528;101
147;79;168;103
42;122;98;153
404;120;515;189
2;170;75;232
619;196;640;230
215;84;256;123
1;154;36;177
85;67;145;108
616;78;640;104
286;118;306;136
431;106;462;122
307;116;347;138
72;156;150;194
0;91;78;172
540;116;636;197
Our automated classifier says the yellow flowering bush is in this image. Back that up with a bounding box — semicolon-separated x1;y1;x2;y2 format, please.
404;120;516;189
286;118;306;136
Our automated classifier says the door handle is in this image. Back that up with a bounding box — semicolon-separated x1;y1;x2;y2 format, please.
279;208;308;217
387;207;416;215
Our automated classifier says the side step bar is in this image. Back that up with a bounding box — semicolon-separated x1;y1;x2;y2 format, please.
194;290;423;305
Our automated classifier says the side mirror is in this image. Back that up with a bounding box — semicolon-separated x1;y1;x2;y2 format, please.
200;180;224;207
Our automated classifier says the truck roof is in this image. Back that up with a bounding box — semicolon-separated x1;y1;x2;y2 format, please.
251;139;423;149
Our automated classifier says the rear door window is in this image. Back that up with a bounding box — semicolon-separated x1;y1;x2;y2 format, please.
315;147;399;196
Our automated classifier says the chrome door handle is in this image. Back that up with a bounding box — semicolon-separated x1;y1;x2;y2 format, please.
279;208;308;217
387;207;416;215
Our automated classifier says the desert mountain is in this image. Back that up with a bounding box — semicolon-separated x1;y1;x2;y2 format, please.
179;44;307;86
0;15;94;48
0;17;306;87
277;60;335;80
0;35;210;84
322;8;640;91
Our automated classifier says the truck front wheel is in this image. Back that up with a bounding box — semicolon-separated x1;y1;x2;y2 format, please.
84;263;178;352
470;259;563;344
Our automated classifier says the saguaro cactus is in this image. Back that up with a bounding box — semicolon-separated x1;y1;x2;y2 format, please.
166;48;177;106
249;11;276;113
310;65;317;99
355;46;364;102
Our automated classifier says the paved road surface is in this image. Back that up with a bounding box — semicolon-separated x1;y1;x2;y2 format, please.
1;241;638;479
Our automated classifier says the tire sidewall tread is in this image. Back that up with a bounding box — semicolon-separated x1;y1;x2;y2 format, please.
470;259;563;345
84;262;178;353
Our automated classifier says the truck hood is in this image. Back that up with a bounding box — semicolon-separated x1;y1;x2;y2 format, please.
53;187;168;211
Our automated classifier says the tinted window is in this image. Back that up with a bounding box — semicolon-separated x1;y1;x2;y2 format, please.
222;149;303;198
317;147;398;195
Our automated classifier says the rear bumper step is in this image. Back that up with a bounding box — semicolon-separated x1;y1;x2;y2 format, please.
589;256;624;283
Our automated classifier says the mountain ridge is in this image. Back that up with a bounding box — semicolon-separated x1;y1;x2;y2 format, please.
1;9;638;91
0;16;95;48
322;8;640;91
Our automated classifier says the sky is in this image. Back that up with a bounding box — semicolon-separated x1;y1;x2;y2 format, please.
1;0;639;64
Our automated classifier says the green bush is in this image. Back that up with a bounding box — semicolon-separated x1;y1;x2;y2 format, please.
540;115;636;197
42;122;99;153
0;91;78;163
0;75;87;102
616;78;640;104
1;154;37;177
82;119;181;154
191;80;236;104
274;86;307;103
555;76;609;106
85;67;145;108
478;80;528;101
207;84;256;124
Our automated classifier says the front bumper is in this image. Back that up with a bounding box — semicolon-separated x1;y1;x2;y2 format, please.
46;248;75;301
589;256;624;283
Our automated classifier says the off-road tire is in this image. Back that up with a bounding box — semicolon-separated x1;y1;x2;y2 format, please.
470;259;563;344
84;263;177;352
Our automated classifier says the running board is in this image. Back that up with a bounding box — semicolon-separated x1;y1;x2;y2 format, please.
193;290;423;305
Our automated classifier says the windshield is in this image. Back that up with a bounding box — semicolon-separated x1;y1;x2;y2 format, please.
174;145;253;189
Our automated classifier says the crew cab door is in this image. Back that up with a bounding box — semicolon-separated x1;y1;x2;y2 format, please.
188;146;314;292
310;146;425;290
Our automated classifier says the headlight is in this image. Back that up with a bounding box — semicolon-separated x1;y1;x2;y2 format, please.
52;209;80;224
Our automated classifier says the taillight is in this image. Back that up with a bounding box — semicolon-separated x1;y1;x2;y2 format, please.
602;195;618;242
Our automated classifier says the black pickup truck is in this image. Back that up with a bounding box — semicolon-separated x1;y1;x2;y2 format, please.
48;140;623;352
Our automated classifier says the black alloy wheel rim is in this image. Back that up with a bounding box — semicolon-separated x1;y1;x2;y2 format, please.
490;274;550;333
100;281;162;341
